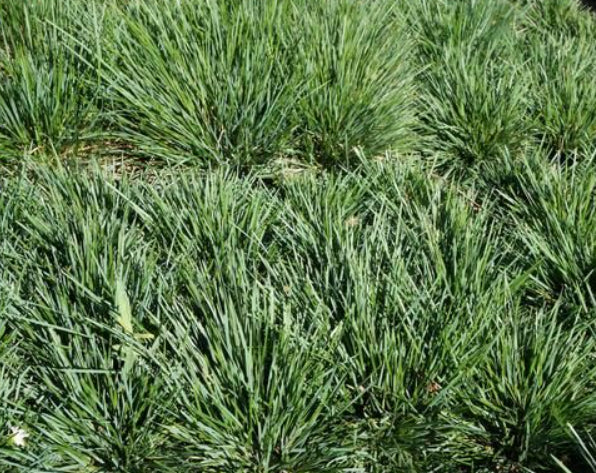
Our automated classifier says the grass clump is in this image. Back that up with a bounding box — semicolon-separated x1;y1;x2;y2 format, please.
502;154;596;312
0;1;104;162
292;0;416;165
104;0;296;165
527;35;596;158
101;0;416;167
457;306;596;471
413;0;528;172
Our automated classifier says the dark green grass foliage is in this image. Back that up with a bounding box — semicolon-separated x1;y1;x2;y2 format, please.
101;0;416;166
0;1;104;160
556;425;596;473
502;156;596;312
1;153;595;472
1;0;593;169
105;0;297;165
0;0;595;472
413;0;529;170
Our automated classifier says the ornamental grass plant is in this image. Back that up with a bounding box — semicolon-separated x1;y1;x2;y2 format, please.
0;1;595;472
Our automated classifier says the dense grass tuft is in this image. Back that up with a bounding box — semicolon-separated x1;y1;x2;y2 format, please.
98;0;416;166
0;1;104;161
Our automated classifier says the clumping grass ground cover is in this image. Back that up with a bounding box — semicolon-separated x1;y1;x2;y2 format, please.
0;0;595;472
